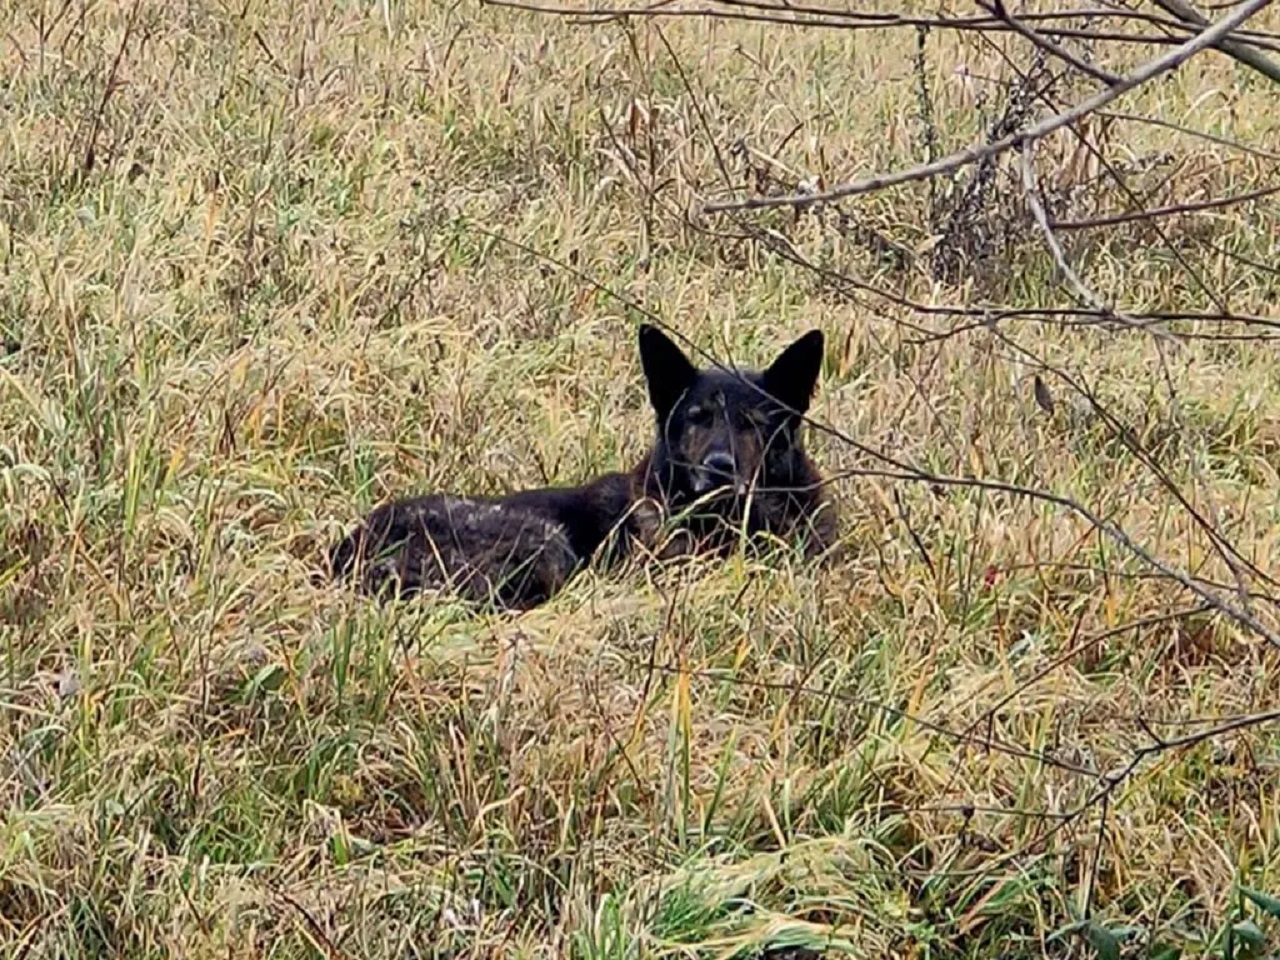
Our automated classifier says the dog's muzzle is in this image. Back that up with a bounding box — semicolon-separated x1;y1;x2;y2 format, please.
692;451;746;495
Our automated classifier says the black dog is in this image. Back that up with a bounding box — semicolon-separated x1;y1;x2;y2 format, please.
328;324;837;610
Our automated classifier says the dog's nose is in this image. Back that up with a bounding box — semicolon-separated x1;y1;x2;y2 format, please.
702;452;736;479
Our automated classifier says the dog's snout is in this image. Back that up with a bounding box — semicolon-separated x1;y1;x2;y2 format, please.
702;451;736;477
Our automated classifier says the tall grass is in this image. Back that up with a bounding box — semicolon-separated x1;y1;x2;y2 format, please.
4;0;1280;956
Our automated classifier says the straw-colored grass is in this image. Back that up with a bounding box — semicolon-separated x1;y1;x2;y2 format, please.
4;0;1280;956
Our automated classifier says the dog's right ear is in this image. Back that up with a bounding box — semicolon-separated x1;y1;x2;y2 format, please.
762;329;824;416
638;324;699;420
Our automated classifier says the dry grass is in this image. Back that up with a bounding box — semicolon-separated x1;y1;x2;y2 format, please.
4;0;1280;956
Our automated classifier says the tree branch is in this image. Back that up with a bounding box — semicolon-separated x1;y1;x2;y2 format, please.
1148;0;1280;84
703;0;1273;213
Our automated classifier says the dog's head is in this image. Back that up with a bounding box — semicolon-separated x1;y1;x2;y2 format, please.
637;324;825;501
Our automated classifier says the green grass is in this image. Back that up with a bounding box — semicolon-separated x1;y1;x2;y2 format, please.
5;0;1280;956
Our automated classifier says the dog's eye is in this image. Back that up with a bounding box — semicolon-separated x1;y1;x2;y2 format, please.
686;406;713;427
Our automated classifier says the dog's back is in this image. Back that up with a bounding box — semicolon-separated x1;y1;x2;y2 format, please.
327;473;634;611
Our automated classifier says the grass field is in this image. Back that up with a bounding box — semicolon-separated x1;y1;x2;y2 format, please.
5;0;1280;956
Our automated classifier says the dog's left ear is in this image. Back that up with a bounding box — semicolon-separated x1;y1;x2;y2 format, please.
762;329;825;415
638;324;700;422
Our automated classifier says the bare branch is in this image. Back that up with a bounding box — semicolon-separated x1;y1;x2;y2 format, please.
1018;139;1157;336
1100;109;1280;159
702;0;1273;213
726;218;1280;337
1051;181;1280;229
482;0;1280;51
1149;0;1280;83
976;0;1123;86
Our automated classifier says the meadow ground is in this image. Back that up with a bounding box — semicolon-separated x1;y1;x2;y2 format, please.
4;0;1280;956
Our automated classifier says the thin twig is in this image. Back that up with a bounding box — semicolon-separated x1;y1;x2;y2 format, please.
481;0;1280;50
728;218;1280;337
78;0;142;177
1099;109;1280;159
1051;181;1280;229
1018;139;1159;336
977;0;1123;85
987;327;1280;593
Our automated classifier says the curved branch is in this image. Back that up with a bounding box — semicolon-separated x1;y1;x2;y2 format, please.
703;0;1274;213
1148;0;1280;83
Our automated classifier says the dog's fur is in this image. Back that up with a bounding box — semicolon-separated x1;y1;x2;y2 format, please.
328;324;838;610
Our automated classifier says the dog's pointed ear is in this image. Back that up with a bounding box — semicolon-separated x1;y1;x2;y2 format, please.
638;324;699;419
762;329;825;415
